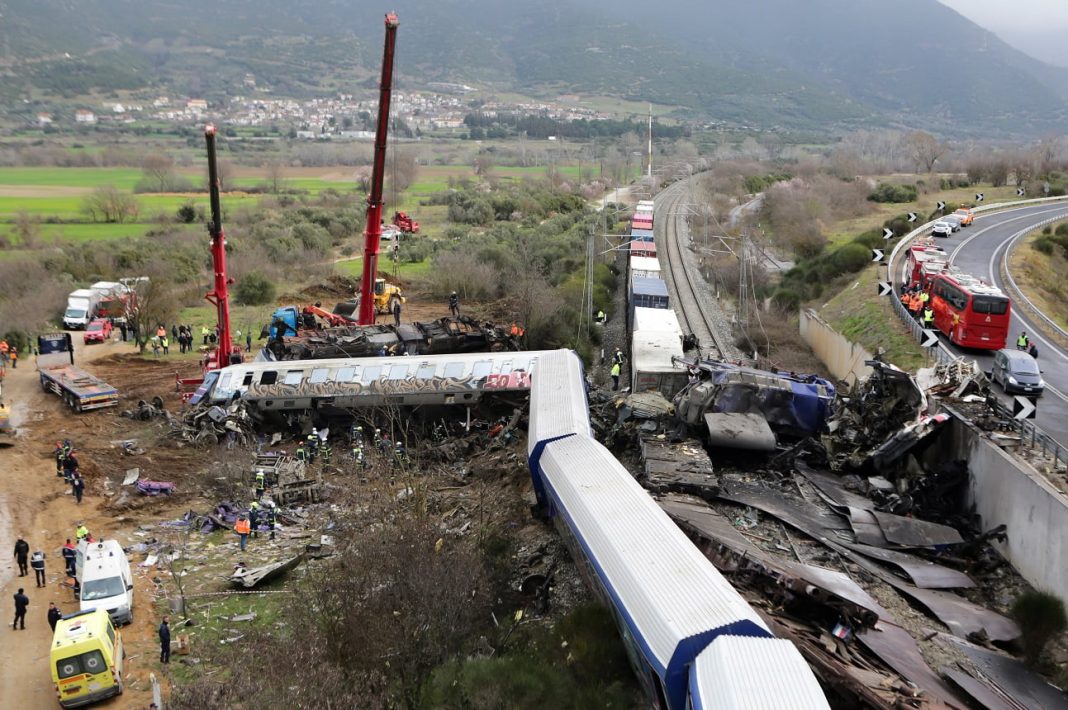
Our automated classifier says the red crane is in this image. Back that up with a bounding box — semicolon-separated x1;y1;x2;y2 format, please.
357;12;400;325
204;124;237;368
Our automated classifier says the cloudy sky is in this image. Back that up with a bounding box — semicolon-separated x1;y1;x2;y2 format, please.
939;0;1068;66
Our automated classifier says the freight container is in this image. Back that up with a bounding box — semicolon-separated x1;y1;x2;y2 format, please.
629;277;669;326
628;240;657;259
636;200;655;212
633;306;681;339
631;330;687;397
632;215;654;230
628;257;662;293
631;228;655;242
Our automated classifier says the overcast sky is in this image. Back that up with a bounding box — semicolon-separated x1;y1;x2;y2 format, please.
939;0;1068;66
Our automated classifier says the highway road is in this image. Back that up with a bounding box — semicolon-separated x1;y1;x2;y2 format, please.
918;203;1068;445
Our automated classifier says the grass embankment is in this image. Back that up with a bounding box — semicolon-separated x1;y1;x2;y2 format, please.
816;261;927;372
1009;225;1068;336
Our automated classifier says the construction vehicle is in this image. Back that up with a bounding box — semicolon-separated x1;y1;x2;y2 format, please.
392;211;420;234
265;304;357;339
356;13;402;326
37;333;119;413
176;125;243;397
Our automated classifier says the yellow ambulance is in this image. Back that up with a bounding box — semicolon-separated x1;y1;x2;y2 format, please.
49;608;124;707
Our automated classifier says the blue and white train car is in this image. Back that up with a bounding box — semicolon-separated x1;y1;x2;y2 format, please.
690;636;826;710
527;350;829;710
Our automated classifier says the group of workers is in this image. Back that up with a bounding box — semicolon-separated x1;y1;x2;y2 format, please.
900;285;935;326
1016;331;1039;359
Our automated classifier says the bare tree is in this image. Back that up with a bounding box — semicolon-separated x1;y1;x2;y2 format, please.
473;153;495;178
130;272;179;353
903;131;946;173
142;153;177;192
81;185;139;223
216;158;236;192
12;211;41;248
264;161;288;193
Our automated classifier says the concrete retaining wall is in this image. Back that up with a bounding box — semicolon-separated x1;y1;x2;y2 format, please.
799;309;874;385
928;404;1068;602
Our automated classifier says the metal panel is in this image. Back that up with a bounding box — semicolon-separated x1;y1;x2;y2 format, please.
633;307;681;335
690;636;830;710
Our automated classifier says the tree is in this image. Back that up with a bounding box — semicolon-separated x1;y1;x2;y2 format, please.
129;272;178;354
264;161;288;193
142;153;177;192
904;131;946;173
81;185;139;223
234;271;276;305
12;211;41;248
473;153;495;178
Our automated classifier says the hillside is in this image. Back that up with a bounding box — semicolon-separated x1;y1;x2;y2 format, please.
2;0;1067;135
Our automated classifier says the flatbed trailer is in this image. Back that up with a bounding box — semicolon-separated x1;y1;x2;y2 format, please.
36;333;119;413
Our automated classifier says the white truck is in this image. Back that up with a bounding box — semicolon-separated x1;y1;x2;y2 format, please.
63;289;100;330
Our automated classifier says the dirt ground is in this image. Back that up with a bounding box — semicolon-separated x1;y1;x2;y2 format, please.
0;337;187;709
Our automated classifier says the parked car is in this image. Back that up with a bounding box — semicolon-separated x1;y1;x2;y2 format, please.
83;318;113;344
991;348;1044;396
943;215;962;232
953;208;974;226
931;221;953;238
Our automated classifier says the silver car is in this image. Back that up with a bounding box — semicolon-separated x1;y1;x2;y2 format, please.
943;215;962;232
931;221;952;238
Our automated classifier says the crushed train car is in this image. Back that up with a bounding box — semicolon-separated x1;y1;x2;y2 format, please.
673;358;836;451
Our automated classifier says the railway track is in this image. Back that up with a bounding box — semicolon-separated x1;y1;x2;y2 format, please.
655;181;727;359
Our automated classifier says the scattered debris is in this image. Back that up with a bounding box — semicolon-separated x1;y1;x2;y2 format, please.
229;553;304;588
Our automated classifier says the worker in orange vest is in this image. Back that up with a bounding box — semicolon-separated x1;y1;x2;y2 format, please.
509;322;525;338
235;515;251;551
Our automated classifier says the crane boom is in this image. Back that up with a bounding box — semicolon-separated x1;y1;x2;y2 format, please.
357;12;400;325
204;124;236;367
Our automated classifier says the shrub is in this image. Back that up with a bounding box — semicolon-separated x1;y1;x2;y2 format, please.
868;183;918;203
772;287;802;312
1034;238;1055;256
833;243;872;274
1042;226;1052;235
1055;223;1068;237
234;270;276;305
176;203;197;224
1011;590;1067;666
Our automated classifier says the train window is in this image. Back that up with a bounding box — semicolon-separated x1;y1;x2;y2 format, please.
217;372;232;391
308;368;329;384
387;365;408;380
284;371;303;386
363;365;382;381
499;361;513;374
335;367;355;382
472;360;492;379
259;371;278;385
416;364;436;379
242;373;253;386
443;362;465;379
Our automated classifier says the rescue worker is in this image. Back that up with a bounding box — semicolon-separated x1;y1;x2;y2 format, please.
9;347;16;369
255;470;266;499
320;439;333;463
923;306;935;327
1017;331;1029;351
12;588;28;630
159;616;171;664
595;309;606;324
62;539;76;576
47;602;62;631
1029;342;1039;360
266;502;278;541
161;334;170;355
306;430;319;462
613;347;625;366
610;361;621;390
30;550;45;588
201;326;211;345
75;523;90;542
54;442;67;477
295;442;307;463
394;441;409;467
248;503;260;539
72;472;85;504
13;536;29;577
352;443;367;469
908;291;922;317
919;290;930;307
350;424;364;446
63;449;79;484
448;291;460;317
899;290;910;309
235;515;251;551
393;299;402;327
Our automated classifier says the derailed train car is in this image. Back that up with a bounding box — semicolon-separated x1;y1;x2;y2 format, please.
527;350;829;710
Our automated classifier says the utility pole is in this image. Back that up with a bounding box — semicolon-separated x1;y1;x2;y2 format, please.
737;233;751;330
647;104;653;178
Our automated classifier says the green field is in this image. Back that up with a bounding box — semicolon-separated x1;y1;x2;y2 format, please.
0;167;144;189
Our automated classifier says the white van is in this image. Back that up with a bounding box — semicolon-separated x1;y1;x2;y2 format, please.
78;540;134;625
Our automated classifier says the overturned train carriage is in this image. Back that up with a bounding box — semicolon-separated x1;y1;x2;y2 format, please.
527;350;829;710
190;351;548;416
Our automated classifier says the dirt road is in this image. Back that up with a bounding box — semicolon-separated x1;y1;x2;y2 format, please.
0;338;157;708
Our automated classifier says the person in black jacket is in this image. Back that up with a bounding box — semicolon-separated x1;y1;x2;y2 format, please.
12;588;28;630
158;616;171;663
47;602;62;631
13;536;29;577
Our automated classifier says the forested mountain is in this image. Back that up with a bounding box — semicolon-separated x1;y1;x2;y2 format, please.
1;0;1066;135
